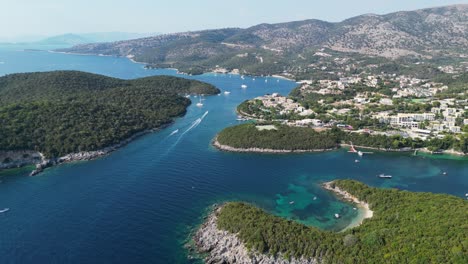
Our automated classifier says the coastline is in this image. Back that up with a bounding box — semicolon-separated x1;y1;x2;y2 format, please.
213;137;467;158
53;50;298;81
213;137;337;154
1;124;172;176
194;179;373;263
340;143;467;157
271;74;296;82
194;205;318;264
322;181;373;230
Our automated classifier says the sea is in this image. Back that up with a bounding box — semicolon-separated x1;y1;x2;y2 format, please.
0;44;467;264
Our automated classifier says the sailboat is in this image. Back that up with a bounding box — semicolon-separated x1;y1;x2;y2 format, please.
196;96;203;107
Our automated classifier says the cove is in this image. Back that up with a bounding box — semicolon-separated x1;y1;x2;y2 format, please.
0;46;467;264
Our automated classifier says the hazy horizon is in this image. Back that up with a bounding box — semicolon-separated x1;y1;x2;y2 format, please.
1;0;466;41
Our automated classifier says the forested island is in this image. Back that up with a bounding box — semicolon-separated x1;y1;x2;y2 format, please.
214;123;467;154
0;71;219;172
194;180;468;264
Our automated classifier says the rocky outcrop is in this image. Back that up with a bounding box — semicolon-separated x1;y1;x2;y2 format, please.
0;150;43;170
194;206;319;264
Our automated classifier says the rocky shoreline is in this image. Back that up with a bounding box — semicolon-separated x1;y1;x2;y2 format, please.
1;126;169;176
194;205;319;264
213;139;466;157
213;138;336;154
194;182;374;263
30;127;170;176
340;143;466;156
0;150;44;170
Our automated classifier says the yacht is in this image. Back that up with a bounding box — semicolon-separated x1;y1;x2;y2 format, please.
241;84;247;88
378;174;392;179
224;91;231;95
196;97;203;107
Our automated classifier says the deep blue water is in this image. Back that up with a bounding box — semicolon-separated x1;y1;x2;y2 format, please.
0;46;467;264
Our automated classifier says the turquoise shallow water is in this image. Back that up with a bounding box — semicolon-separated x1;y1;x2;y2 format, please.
0;46;467;264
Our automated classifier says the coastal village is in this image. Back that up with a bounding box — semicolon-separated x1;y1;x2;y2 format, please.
236;52;468;153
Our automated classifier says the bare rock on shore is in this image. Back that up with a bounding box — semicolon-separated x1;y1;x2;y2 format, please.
0;150;43;170
194;207;318;264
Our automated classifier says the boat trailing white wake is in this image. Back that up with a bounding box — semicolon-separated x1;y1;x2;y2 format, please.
163;111;209;155
179;111;208;138
169;129;179;136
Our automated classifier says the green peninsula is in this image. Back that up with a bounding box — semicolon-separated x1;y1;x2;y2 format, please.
215;123;339;152
215;123;468;155
195;180;468;263
0;71;219;158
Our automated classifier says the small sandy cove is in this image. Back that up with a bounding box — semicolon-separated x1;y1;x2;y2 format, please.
323;181;374;229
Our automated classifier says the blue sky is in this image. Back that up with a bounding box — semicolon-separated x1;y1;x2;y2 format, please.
1;0;466;38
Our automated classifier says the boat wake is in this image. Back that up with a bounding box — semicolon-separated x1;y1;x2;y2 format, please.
177;111;208;139
161;111;209;156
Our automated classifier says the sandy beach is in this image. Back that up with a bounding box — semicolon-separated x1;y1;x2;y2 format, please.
323;181;373;231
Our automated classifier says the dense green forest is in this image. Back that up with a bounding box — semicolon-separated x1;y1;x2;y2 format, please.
216;125;468;153
216;123;340;150
0;71;219;158
216;180;468;263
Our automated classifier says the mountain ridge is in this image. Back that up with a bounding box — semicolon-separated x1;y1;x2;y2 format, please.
58;4;468;74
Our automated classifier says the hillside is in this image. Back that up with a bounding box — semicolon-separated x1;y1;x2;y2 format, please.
58;5;468;75
0;71;219;158
196;180;468;263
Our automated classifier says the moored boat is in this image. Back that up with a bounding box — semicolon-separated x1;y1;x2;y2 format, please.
378;174;392;179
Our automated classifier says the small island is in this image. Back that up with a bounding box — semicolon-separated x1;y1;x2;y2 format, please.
194;180;468;264
0;71;219;174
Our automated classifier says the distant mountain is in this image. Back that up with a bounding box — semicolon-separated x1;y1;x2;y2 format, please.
38;34;90;45
12;32;160;46
58;4;468;74
79;32;159;43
